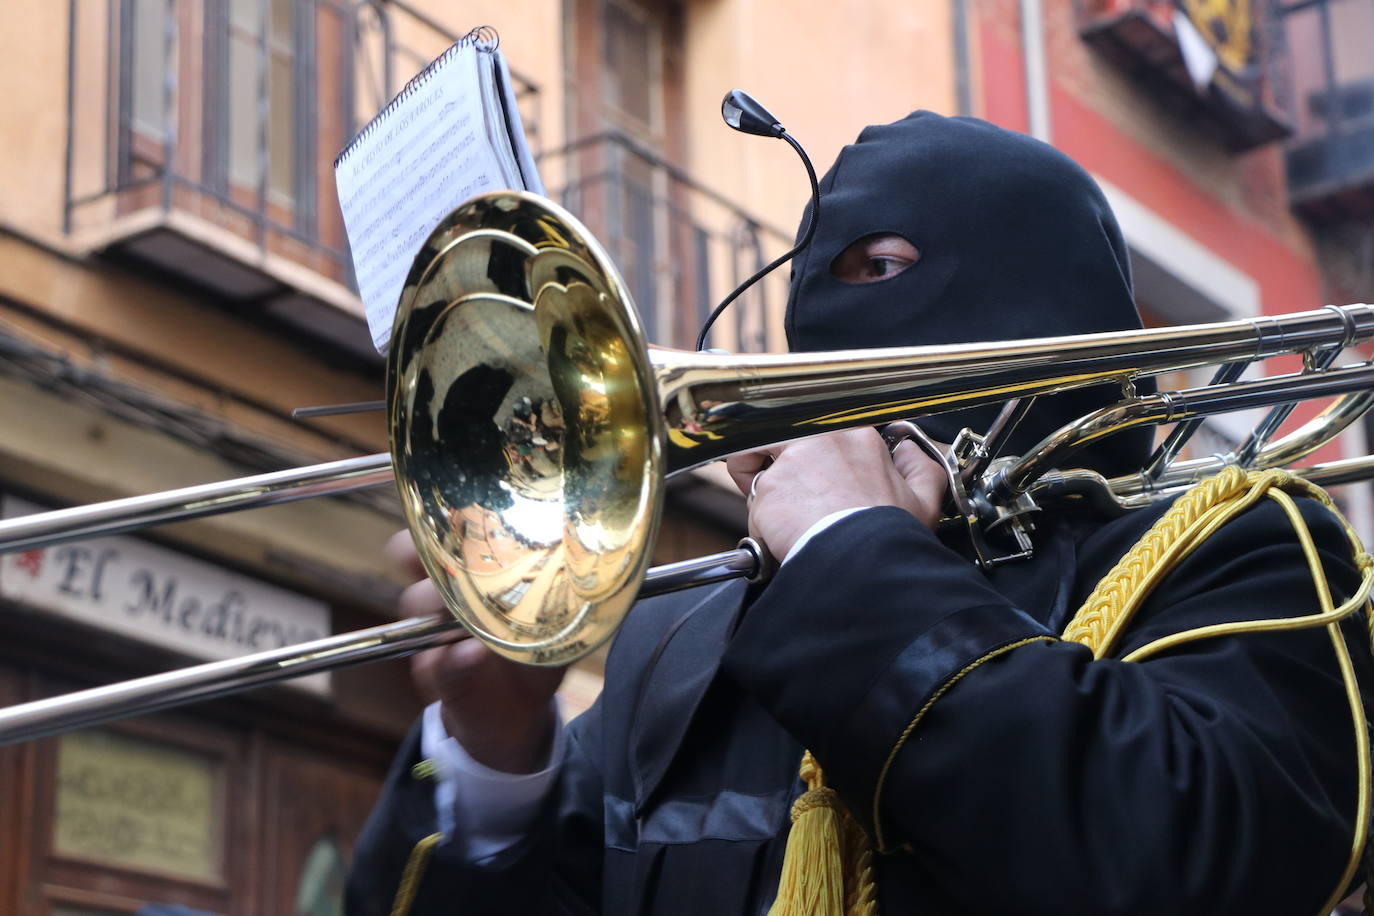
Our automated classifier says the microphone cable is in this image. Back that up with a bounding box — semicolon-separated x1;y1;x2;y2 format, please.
695;91;820;352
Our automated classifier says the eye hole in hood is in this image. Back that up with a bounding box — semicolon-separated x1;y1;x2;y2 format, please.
830;233;921;285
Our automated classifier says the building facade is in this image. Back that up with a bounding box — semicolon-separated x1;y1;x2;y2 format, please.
0;1;955;913
2;0;1371;913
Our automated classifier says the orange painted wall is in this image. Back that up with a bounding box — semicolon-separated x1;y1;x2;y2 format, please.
973;9;1325;317
972;6;1348;458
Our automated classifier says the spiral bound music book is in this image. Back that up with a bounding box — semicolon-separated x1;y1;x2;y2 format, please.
334;27;543;354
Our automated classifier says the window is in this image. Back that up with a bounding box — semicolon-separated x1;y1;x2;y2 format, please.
117;0;322;229
497;579;533;610
117;0;184;184
611;151;659;335
565;0;681;341
129;0;168;139
86;0;540;355
603;0;657;127
219;0;313;214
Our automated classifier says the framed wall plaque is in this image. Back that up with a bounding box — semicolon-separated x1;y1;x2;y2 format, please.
53;730;224;883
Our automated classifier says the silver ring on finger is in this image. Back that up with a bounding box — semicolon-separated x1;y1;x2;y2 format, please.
748;470;764;502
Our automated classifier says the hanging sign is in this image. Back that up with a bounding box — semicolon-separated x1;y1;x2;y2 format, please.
0;496;332;695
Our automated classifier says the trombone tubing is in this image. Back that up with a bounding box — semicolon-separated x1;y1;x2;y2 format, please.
4;306;1374;739
1123;390;1374;497
653;305;1374;471
0;453;394;555
0;615;465;746
1034;453;1374;518
0;542;764;745
1;305;1371;555
992;362;1374;502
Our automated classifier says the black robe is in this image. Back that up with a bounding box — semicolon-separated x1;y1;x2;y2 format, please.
346;492;1372;915
350;109;1370;915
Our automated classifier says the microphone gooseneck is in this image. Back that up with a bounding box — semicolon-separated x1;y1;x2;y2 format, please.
695;91;821;352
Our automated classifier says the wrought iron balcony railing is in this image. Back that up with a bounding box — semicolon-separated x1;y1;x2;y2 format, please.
1278;0;1374;219
542;130;793;353
1074;0;1292;151
64;1;782;357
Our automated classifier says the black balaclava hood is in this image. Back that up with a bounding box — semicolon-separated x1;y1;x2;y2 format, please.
786;111;1152;479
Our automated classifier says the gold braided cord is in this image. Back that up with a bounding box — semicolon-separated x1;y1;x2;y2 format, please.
1058;468;1374;916
1120;493;1374;665
1062;465;1262;657
389;831;443;916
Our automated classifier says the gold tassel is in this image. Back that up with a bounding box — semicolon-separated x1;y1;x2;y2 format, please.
769;751;878;916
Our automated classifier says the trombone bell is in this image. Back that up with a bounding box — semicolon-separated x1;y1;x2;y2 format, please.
388;194;667;666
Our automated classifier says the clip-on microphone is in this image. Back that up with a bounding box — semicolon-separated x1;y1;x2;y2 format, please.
695;90;821;351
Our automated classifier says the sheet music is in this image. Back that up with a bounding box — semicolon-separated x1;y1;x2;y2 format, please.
335;42;513;353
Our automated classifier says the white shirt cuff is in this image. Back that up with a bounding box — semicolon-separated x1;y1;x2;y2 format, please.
420;700;566;858
782;507;872;565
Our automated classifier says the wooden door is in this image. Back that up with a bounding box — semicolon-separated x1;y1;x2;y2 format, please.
255;739;386;915
0;666;28;916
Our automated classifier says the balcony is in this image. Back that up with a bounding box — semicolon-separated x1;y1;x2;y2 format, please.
1074;0;1291;151
62;0;540;362
1279;0;1374;220
543;130;792;353
64;1;783;362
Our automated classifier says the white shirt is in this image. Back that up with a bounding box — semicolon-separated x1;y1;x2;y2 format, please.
420;507;869;854
420;700;568;857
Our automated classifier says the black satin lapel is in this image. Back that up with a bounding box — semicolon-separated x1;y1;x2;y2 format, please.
629;579;749;812
1044;522;1077;633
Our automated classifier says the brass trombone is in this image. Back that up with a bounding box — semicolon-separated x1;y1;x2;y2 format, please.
3;190;1374;744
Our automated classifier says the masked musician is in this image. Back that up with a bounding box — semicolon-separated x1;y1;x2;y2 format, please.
346;112;1374;915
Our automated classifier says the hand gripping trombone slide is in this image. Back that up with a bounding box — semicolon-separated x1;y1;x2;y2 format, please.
2;191;1374;744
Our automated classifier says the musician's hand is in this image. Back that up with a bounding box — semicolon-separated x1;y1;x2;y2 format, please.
389;531;565;774
726;427;946;561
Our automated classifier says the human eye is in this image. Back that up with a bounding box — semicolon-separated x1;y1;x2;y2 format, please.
830;233;921;284
866;256;909;279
